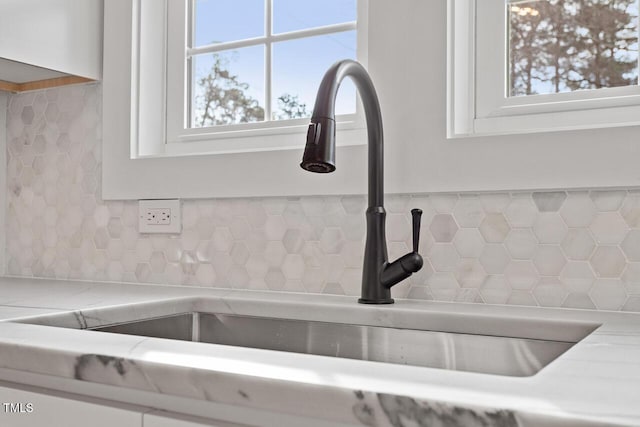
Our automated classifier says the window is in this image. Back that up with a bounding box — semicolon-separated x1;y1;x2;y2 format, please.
448;0;640;137
164;0;363;154
508;0;638;97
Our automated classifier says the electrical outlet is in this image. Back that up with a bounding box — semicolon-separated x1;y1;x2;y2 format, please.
145;208;171;225
139;199;181;234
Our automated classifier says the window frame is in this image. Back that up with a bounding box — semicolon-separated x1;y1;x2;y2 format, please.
161;0;364;156
448;0;640;138
102;0;370;200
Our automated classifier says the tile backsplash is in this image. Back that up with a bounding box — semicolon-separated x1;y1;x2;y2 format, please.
4;84;640;312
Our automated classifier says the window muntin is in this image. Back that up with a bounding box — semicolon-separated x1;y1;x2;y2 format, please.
186;0;358;130
507;0;639;98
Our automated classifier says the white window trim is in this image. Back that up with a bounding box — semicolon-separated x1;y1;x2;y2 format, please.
102;0;370;200
448;0;640;138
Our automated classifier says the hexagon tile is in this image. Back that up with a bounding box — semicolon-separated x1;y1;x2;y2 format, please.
4;83;640;312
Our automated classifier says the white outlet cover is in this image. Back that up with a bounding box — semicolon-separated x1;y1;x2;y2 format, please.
139;199;182;234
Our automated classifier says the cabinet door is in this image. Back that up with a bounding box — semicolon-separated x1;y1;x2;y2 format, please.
144;411;248;427
0;383;142;427
0;0;102;80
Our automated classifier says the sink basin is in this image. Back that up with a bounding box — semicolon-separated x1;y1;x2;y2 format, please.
88;312;577;377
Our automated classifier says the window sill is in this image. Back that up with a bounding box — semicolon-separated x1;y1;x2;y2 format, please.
140;125;366;158
151;117;364;158
449;105;640;139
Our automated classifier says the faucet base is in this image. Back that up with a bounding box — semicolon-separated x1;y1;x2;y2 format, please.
358;298;394;304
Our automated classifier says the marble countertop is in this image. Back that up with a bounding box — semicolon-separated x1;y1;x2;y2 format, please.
0;276;637;427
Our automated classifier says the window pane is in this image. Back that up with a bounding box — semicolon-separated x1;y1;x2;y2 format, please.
508;0;639;97
194;0;264;46
272;0;356;34
272;31;357;120
191;46;265;127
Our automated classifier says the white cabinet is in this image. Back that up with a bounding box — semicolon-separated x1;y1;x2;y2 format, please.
0;0;102;92
0;383;142;427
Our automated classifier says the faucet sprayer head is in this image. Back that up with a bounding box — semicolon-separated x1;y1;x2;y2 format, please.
300;59;352;174
300;117;336;173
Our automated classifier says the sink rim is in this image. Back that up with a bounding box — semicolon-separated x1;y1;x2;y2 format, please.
12;295;604;378
74;310;585;377
15;295;603;343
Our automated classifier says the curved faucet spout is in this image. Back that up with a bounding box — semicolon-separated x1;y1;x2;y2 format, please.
301;59;422;304
300;59;384;208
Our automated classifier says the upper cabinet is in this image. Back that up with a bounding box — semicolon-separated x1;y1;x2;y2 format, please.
0;0;103;92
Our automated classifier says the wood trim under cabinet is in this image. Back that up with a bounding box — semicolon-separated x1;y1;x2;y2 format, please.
0;76;94;93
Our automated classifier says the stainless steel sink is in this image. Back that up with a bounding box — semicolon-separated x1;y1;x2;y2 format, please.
90;313;576;377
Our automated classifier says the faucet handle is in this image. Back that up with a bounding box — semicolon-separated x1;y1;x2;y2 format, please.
411;208;422;253
380;208;424;289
